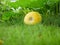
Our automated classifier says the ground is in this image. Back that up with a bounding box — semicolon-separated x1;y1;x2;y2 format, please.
0;23;60;45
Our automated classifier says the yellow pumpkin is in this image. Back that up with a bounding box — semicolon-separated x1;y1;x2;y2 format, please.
0;40;4;45
24;11;42;25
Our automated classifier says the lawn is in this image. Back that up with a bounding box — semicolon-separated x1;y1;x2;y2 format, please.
0;23;60;45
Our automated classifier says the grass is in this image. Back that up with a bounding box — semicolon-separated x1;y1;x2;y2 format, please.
0;23;60;45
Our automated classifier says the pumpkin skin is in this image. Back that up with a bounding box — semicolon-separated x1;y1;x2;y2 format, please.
24;12;42;25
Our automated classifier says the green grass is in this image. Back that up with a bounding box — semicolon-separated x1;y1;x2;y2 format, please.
0;23;60;45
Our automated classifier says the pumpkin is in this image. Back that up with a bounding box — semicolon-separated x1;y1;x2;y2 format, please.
24;11;42;25
0;40;4;45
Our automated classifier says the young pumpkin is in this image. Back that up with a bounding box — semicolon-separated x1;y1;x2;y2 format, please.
0;40;4;45
24;11;42;25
